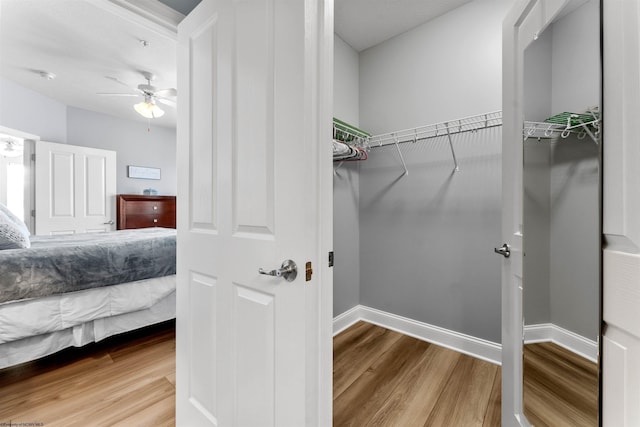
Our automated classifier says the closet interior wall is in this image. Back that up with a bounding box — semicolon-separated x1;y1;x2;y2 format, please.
523;0;600;342
332;0;512;344
333;35;360;316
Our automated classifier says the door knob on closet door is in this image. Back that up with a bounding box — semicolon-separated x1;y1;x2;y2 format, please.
494;243;511;258
258;259;298;282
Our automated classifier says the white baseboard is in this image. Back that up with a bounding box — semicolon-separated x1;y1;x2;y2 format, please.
332;305;362;336
333;305;502;365
524;323;598;363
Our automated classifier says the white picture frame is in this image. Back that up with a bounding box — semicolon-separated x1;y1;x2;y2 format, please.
127;165;161;180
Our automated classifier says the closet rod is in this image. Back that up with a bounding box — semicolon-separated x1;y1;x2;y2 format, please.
368;111;503;148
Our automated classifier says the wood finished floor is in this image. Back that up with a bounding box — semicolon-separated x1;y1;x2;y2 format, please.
333;321;501;427
0;320;598;427
0;321;176;427
524;342;598;427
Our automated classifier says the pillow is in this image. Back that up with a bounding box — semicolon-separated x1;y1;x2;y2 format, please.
0;202;30;236
0;210;30;250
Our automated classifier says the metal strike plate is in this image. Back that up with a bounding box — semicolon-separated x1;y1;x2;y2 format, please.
305;261;313;281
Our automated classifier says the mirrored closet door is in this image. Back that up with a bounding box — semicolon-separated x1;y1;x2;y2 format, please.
521;0;600;425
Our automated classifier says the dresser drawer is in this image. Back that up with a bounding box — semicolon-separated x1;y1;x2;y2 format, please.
124;201;174;215
117;194;176;230
123;213;175;229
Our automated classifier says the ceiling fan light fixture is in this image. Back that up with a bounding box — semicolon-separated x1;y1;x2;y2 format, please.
134;98;164;119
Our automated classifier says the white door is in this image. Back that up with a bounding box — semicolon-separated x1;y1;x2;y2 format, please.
501;1;570;426
602;1;640;425
35;141;116;235
176;0;333;426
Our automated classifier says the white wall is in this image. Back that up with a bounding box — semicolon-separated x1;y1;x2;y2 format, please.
333;35;361;316
67;107;176;195
359;0;511;135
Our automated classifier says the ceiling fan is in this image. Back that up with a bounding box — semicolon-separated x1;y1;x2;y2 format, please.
98;71;177;119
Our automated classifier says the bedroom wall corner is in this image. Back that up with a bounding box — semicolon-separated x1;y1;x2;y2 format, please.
67;107;177;196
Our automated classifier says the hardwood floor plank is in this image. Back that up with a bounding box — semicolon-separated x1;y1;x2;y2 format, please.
333;321;404;399
365;344;462;426
0;322;176;425
483;368;501;427
523;342;598;427
333;334;431;426
424;354;499;427
48;377;175;427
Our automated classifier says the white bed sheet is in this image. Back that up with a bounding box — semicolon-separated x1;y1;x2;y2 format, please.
0;274;175;344
0;288;176;369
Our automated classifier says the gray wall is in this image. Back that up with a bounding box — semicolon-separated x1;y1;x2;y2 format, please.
359;0;511;135
333;35;361;316
522;0;600;341
359;128;502;342
523;141;551;326
67;107;177;195
0;78;177;196
0;77;67;143
355;0;512;343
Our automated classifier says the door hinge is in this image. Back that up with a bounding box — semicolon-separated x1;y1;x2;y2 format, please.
305;261;313;282
328;251;334;267
31;209;35;217
31;153;35;161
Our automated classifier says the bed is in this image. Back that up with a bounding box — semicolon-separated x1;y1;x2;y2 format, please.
0;225;176;369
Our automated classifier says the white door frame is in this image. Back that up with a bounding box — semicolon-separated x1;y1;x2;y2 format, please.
501;1;570;426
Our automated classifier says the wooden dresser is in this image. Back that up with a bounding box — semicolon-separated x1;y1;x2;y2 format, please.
116;194;176;230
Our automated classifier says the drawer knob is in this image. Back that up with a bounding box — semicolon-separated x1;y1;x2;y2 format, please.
153;206;158;210
153;219;158;223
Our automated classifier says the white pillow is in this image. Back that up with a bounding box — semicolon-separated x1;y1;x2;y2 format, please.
0;210;30;249
0;202;29;236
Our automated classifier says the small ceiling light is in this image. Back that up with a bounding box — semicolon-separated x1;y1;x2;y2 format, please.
134;96;164;119
0;140;23;158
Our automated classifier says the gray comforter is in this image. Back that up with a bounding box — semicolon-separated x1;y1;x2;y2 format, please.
0;228;176;304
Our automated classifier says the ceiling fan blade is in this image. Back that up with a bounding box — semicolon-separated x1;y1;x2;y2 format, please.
105;76;137;90
96;92;140;97
154;88;177;97
157;98;176;108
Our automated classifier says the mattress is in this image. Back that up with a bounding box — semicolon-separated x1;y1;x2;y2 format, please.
0;228;176;304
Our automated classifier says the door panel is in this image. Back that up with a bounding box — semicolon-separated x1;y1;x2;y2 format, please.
603;1;640;425
501;1;570;426
35;141;116;235
176;0;330;425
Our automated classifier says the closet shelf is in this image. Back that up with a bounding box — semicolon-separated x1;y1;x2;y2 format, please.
333;118;370;169
367;111;503;173
524;111;601;143
368;111;503;148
